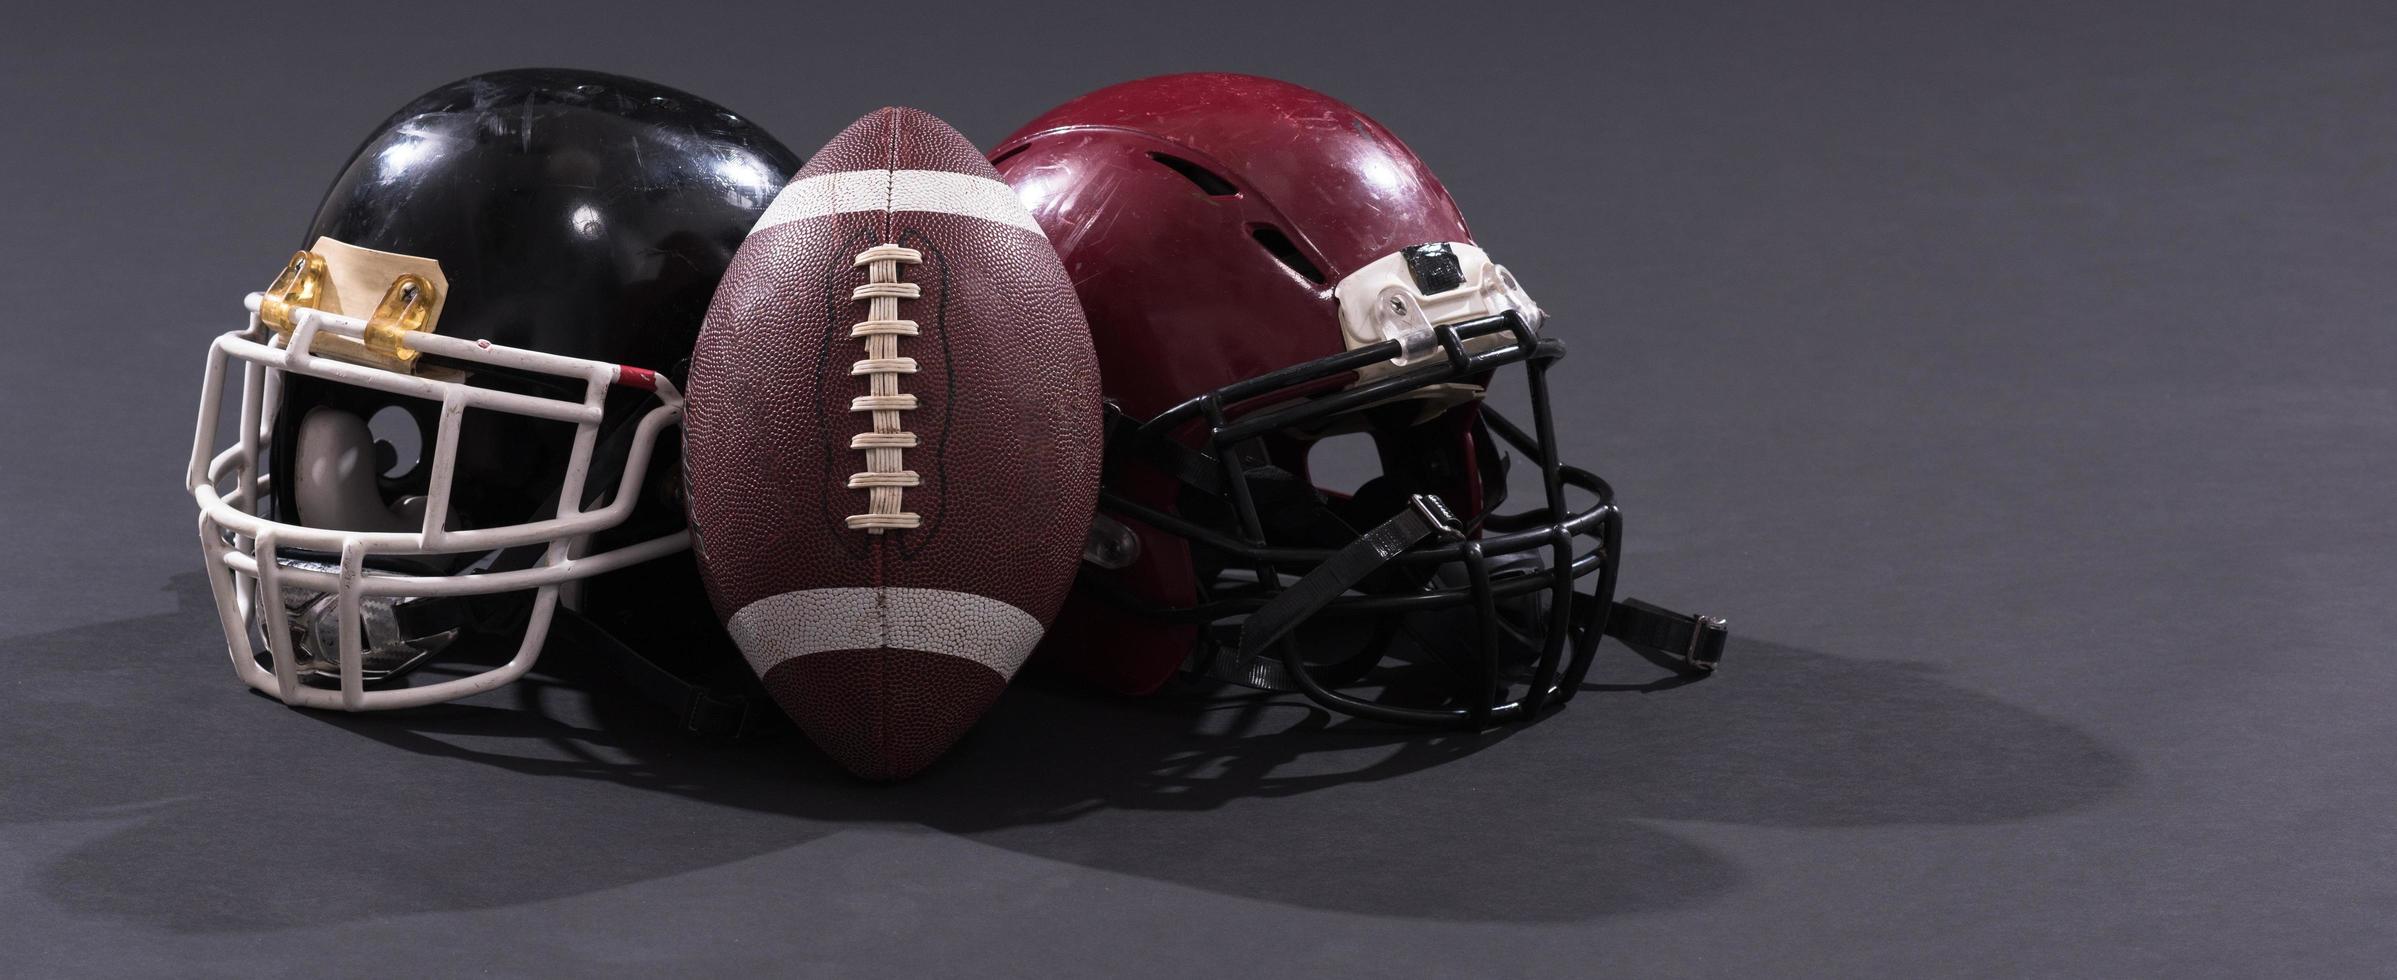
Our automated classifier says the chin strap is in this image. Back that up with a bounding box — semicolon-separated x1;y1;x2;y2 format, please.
1235;494;1465;664
548;607;778;739
1219;493;1728;693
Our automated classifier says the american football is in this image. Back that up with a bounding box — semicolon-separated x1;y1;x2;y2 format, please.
683;106;1102;780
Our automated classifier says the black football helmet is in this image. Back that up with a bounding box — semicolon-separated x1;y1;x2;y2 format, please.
188;69;800;720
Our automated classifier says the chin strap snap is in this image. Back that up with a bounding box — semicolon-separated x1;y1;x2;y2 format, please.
1600;598;1729;673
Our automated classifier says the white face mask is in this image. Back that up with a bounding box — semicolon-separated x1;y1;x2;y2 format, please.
188;239;689;710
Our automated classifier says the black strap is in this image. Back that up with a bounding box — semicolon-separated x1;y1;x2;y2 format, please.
550;607;776;738
1213;494;1727;689
1104;402;1223;494
1234;494;1463;663
1602;598;1729;672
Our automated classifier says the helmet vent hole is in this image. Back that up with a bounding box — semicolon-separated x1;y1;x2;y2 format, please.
1250;225;1327;284
1147;152;1238;196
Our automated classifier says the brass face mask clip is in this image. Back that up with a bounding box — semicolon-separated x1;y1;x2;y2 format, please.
258;250;329;335
362;274;436;366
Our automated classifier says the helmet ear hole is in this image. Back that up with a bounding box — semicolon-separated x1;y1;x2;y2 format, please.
366;404;423;478
1305;431;1380;496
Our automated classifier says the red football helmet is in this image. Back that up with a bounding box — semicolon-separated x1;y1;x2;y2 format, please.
992;73;1727;727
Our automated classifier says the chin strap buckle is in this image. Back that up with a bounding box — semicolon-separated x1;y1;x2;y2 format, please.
1603;598;1729;673
1408;493;1465;542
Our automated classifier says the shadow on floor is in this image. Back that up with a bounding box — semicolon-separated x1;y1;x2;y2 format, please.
7;573;2131;929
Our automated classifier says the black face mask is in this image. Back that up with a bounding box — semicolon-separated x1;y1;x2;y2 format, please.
1091;310;1728;728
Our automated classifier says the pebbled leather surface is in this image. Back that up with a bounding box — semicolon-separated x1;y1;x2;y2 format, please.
685;107;1101;780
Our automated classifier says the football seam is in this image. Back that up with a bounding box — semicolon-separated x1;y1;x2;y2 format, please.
896;228;954;561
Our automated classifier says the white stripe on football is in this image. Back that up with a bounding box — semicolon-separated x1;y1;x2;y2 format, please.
751;169;1045;236
725;587;1046;681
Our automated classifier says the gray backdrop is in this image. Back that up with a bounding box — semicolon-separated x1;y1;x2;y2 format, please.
4;0;2391;975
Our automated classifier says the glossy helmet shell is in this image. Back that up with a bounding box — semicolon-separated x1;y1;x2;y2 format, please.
269;68;801;660
991;73;1486;695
